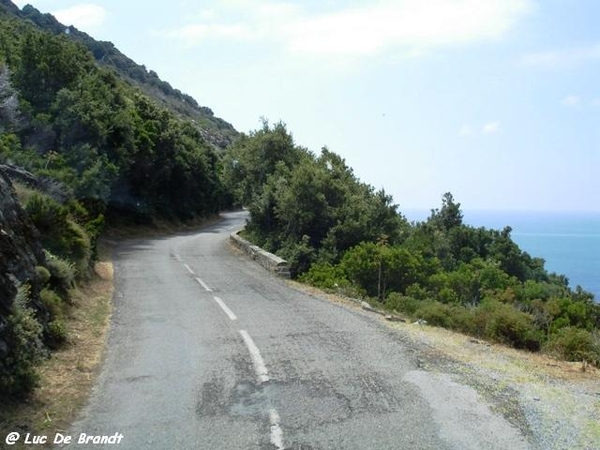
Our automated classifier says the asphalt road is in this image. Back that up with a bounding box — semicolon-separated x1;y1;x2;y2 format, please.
63;211;531;450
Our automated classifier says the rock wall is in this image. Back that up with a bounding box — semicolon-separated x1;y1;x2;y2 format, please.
230;231;291;278
0;169;46;353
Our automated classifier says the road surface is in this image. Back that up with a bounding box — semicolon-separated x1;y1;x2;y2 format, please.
64;211;531;449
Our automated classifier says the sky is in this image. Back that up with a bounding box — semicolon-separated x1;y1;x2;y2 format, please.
11;0;600;213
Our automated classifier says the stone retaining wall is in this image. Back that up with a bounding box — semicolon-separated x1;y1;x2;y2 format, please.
230;231;291;278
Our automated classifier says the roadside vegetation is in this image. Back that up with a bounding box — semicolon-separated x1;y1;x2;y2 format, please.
0;5;230;401
0;245;114;448
1;0;598;412
0;13;228;223
224;122;600;366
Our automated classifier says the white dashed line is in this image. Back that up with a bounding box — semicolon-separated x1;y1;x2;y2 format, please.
195;277;213;292
239;330;270;384
213;296;237;321
269;409;284;450
183;263;194;275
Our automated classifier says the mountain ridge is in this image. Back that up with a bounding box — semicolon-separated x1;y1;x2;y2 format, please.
0;0;238;149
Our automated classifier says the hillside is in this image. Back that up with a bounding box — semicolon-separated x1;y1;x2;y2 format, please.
0;0;238;150
0;0;236;398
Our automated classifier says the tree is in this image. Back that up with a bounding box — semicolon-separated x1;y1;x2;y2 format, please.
429;192;463;231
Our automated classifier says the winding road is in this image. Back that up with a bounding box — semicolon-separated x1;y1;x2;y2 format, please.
64;211;531;449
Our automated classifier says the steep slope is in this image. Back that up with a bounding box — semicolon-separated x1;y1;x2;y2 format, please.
0;0;238;150
0;4;229;221
0;169;49;397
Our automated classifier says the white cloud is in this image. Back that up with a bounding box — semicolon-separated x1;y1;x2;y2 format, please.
52;4;108;30
458;125;472;137
167;0;534;58
482;121;501;134
521;43;600;68
168;23;251;44
561;95;581;107
285;0;534;56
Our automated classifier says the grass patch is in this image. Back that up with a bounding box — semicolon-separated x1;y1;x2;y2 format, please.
0;244;113;448
12;181;39;205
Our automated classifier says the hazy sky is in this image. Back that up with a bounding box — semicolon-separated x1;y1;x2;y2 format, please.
12;0;600;212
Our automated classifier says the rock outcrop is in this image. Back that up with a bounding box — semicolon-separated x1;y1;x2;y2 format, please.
0;169;46;357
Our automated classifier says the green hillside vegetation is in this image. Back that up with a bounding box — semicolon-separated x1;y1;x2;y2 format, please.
0;10;228;222
0;0;238;149
0;3;231;397
224;122;600;365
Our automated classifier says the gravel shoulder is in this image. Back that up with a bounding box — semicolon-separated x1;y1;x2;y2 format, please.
287;281;600;450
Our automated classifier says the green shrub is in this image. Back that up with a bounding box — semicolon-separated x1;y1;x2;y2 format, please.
35;265;51;284
278;236;316;277
405;283;430;301
47;320;68;348
25;193;69;240
544;327;600;365
384;292;420;315
415;302;459;328
39;287;64;318
45;252;75;299
473;300;541;351
299;262;348;290
26;193;92;276
66;219;92;276
0;285;44;398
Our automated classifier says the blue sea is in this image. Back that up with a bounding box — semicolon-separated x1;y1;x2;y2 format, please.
403;209;600;302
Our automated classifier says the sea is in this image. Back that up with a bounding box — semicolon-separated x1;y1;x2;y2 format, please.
403;209;600;302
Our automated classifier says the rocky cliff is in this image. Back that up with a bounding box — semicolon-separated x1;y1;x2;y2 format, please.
0;169;46;363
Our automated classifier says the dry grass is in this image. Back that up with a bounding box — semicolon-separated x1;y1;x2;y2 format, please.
391;320;599;383
0;245;114;448
12;181;39;205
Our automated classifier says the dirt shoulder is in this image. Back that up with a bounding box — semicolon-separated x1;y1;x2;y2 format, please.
288;280;600;450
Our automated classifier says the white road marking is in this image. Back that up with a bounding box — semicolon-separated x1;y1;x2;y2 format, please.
183;263;194;275
195;277;213;292
213;296;237;321
269;409;284;450
239;330;270;384
173;253;182;262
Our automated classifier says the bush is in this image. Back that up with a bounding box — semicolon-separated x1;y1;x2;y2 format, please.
545;327;600;365
473;300;542;351
0;285;45;398
384;292;420;315
47;320;68;348
39;287;64;318
26;193;92;276
65;219;91;276
278;236;316;277
299;262;348;290
415;302;459;328
35;265;51;284
45;252;75;299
